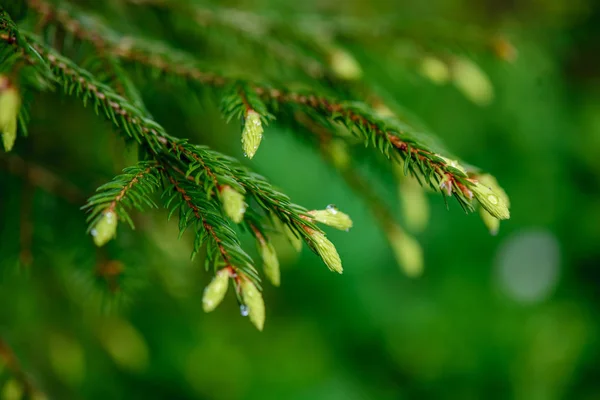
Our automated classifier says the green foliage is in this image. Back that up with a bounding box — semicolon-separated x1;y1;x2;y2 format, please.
2;0;599;398
0;0;511;325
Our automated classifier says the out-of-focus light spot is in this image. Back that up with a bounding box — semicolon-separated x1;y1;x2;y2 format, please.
495;229;560;304
1;379;23;400
48;333;85;386
98;318;149;372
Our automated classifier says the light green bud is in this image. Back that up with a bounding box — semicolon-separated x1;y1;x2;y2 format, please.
310;230;343;274
98;318;149;372
419;56;450;84
388;226;423;278
399;179;430;233
48;333;85;386
451;57;494;106
283;223;303;252
438;155;467;175
310;205;353;231
479;208;500;236
2;379;23;400
259;240;280;286
220;185;246;224
327;139;351;169
271;213;303;252
472;181;510;220
240;279;265;331
202;268;230;312
477;174;510;207
329;48;362;80
0;76;21;152
92;211;117;247
242;110;263;159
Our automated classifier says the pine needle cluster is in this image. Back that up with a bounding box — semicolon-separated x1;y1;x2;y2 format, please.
0;0;511;332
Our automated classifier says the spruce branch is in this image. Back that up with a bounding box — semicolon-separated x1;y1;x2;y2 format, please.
298;113;424;276
82;162;163;243
121;0;331;80
21;3;506;213
164;173;259;282
14;28;343;281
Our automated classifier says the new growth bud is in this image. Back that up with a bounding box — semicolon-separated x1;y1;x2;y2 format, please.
329;48;362;81
399;179;430;233
309;205;353;231
479;209;500;236
438;156;467;175
326;139;351;169
202;268;230;312
419;56;450;84
475;174;510;233
472;179;510;220
309;230;343;274
283;223;303;252
242;109;263;159
451;57;494;106
91;211;117;247
258;236;280;286
388;225;423;277
220;185;247;223
240;278;265;331
0;75;21;152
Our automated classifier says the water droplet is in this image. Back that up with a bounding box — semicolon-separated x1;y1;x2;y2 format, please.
240;304;249;316
488;195;498;205
326;204;338;214
91;229;98;237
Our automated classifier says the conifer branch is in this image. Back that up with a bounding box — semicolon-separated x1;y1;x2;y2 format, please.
21;0;509;217
10;29;342;278
298;113;423;275
83;162;163;232
122;0;331;79
165;173;259;283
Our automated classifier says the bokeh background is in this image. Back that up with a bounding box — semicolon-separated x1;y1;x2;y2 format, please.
1;0;600;399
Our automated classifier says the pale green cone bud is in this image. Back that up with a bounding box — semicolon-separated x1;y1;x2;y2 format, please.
240;279;265;331
92;210;117;247
477;174;510;207
451;57;494;106
283;223;303;252
309;205;353;231
242;110;263;159
388;226;423;277
220;185;246;223
399;180;430;233
271;213;304;252
479;208;500;236
438;155;467;175
0;76;21;152
329;48;362;80
326;139;350;169
259;240;280;286
310;230;343;274
419;56;450;84
373;103;395;118
2;379;24;400
202;268;230;312
472;181;510;220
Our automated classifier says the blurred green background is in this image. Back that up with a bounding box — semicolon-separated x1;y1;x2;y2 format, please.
1;0;600;399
